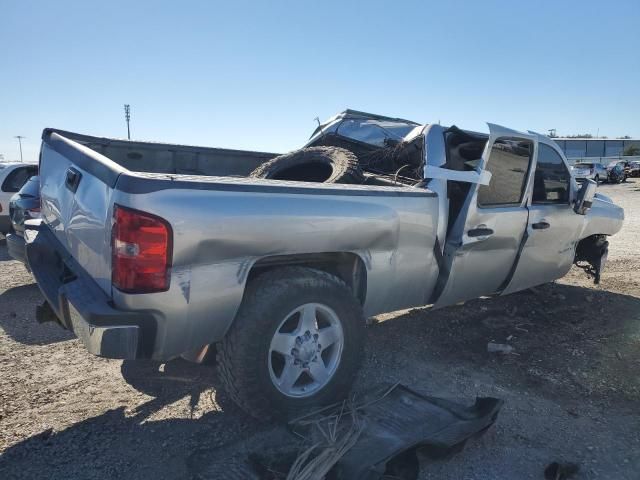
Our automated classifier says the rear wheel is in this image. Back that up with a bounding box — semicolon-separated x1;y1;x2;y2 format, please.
594;175;600;183
217;267;365;420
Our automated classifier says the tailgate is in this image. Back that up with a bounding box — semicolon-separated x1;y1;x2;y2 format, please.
39;130;127;294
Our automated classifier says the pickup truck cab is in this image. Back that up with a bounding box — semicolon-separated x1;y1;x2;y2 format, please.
27;110;623;419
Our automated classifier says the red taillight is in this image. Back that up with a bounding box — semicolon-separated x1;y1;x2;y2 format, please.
112;204;172;293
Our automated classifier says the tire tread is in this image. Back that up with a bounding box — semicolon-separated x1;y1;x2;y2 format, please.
217;267;364;419
250;147;364;184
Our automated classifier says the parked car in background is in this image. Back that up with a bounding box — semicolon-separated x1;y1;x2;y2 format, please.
618;161;632;180
607;164;626;184
6;175;40;264
25;113;623;419
571;162;607;183
606;161;630;183
628;161;640;178
0;163;38;234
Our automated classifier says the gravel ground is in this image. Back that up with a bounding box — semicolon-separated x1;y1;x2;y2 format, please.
1;181;639;479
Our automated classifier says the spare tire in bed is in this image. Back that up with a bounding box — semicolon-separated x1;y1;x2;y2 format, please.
250;146;364;184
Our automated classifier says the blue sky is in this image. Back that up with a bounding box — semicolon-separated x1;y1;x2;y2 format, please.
1;0;639;162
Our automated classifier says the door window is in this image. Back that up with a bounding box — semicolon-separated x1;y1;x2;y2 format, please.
477;138;532;207
532;144;570;204
2;166;37;193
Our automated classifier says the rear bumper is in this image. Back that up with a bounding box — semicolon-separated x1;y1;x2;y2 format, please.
6;233;26;264
25;222;156;359
573;173;594;180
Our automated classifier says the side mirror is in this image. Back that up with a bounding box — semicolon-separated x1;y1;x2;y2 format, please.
574;179;597;215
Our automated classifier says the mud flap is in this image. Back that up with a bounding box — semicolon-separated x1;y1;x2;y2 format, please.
594;248;608;284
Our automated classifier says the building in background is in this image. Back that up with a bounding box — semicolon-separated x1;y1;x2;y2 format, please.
553;138;640;165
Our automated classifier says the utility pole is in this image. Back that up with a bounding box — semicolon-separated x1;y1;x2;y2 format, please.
124;104;131;140
14;136;25;162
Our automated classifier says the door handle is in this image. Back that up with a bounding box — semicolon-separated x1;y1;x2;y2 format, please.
65;167;82;193
467;227;494;237
532;221;550;230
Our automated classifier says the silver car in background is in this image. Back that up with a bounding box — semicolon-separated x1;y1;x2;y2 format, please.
571;162;607;183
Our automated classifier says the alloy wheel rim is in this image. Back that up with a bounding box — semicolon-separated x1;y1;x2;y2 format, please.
268;303;344;398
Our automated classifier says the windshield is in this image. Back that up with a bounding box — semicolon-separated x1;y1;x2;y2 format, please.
574;163;593;168
336;118;418;147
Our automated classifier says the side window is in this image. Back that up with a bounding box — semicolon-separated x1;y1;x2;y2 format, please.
477;138;532;207
1;166;37;193
532;144;570;204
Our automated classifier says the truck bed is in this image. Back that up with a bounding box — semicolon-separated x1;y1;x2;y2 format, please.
33;129;441;359
44;128;279;177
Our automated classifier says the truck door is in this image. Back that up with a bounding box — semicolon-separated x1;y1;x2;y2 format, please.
433;125;536;308
501;141;579;294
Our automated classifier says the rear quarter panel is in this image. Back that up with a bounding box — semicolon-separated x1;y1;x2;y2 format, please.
112;174;440;359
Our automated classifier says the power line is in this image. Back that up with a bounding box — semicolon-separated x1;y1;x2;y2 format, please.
14;136;25;162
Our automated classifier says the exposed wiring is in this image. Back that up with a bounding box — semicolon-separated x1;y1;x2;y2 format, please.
394;164;412;184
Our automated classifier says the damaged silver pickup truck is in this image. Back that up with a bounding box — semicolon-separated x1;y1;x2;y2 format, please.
27;110;623;419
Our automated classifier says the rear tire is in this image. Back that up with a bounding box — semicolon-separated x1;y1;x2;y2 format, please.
217;267;365;420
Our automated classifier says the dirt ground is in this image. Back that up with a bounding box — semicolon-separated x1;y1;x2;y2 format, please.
1;181;639;479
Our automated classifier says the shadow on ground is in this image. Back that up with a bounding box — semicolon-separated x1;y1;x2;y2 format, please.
1;281;639;479
120;359;221;420
0;358;258;480
0;283;73;345
0;237;10;261
598;179;638;190
365;281;640;406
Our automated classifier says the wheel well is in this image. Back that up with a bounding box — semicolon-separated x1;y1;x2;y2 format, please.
574;234;608;284
575;234;608;261
247;252;367;305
